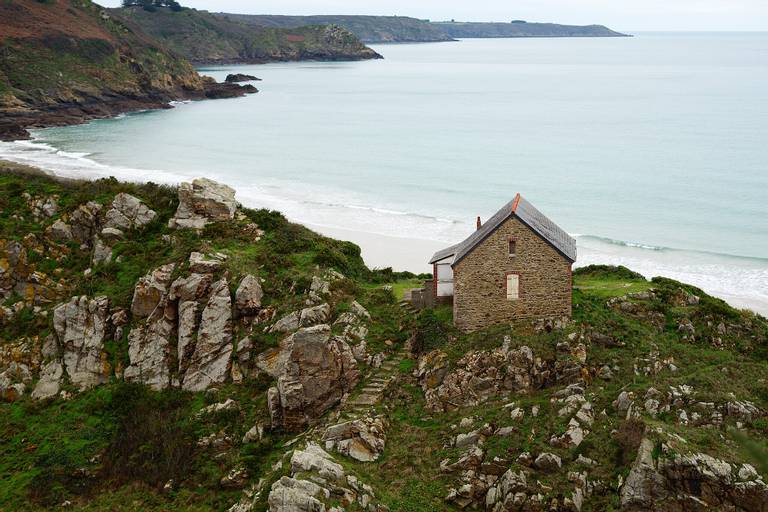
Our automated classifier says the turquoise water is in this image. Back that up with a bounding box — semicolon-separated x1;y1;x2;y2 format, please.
1;34;767;312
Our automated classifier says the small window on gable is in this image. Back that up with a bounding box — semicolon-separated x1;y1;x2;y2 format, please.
508;238;517;257
506;274;520;301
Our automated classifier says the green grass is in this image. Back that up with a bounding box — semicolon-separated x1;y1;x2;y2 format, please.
389;278;424;301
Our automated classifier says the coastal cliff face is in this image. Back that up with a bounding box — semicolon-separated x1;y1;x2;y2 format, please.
432;21;628;39
1;161;767;511
213;14;628;43
110;7;384;64
222;14;456;44
0;0;254;141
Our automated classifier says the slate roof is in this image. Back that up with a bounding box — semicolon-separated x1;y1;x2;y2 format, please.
428;194;577;266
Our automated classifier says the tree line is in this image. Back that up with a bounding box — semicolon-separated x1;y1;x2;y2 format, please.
121;0;184;12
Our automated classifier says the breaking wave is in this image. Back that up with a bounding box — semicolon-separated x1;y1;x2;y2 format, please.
1;136;766;316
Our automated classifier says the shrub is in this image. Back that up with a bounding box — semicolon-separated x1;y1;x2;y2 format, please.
99;383;195;488
411;308;453;354
574;265;645;281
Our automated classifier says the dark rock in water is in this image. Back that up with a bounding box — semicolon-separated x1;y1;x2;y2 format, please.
225;73;261;83
0;122;32;142
204;82;258;99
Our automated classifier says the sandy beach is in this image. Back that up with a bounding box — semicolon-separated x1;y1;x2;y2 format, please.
306;223;444;275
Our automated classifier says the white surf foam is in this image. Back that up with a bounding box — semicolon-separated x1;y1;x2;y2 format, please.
1;137;766;316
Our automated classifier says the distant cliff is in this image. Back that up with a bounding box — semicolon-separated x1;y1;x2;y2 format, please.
432;20;628;38
216;14;628;43
0;0;253;141
111;8;383;64
221;14;455;43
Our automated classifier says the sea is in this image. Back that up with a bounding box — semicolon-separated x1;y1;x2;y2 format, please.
1;33;767;314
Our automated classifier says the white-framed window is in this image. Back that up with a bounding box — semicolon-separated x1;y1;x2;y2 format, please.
506;274;520;301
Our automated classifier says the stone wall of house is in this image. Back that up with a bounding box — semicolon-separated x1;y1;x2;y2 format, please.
453;216;572;332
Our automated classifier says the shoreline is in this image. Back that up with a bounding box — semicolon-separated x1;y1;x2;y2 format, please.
0;157;766;317
308;221;768;317
0;83;256;143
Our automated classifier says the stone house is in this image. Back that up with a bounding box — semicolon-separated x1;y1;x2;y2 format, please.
424;194;576;332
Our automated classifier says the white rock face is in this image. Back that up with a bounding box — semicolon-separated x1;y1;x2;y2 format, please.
124;264;177;390
235;274;263;316
299;303;331;327
269;311;300;333
105;193;157;230
54;296;111;391
92;237;113;265
323;416;387;462
290;443;346;482
621;437;768;511
268;476;329;512
188;252;226;274
263;442;381;512
124;306;175;390
182;279;233;391
31;361;63;400
169;178;237;230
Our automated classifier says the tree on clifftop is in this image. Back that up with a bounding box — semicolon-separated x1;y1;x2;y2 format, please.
122;0;183;12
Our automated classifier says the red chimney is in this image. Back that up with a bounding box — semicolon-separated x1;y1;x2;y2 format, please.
476;216;482;230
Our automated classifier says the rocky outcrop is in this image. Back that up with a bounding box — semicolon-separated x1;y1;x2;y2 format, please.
0;362;33;402
104;193;157;231
322;416;387;462
28;296;112;396
124;265;177;390
130;263;176;319
181;279;233;391
168;178;237;230
55;295;111;390
235;274;263;317
265;443;384;512
0;235;69;308
124;261;235;392
417;337;560;412
39;192;155;266
268;325;360;431
621;438;768;511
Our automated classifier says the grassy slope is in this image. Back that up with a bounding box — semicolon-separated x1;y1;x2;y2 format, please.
110;7;382;64
349;268;768;511
0;0;204;111
0;163;414;510
1;165;766;510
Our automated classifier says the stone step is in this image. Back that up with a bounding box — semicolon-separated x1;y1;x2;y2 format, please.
348;395;379;406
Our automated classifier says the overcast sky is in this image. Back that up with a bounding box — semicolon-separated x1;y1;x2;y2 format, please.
100;0;768;31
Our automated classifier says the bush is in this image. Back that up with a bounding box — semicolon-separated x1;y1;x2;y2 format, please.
99;383;195;488
243;208;288;232
411;308;453;354
574;265;645;281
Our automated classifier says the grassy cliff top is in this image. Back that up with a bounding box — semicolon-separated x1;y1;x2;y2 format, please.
0;0;204;110
110;7;383;64
220;14;456;44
